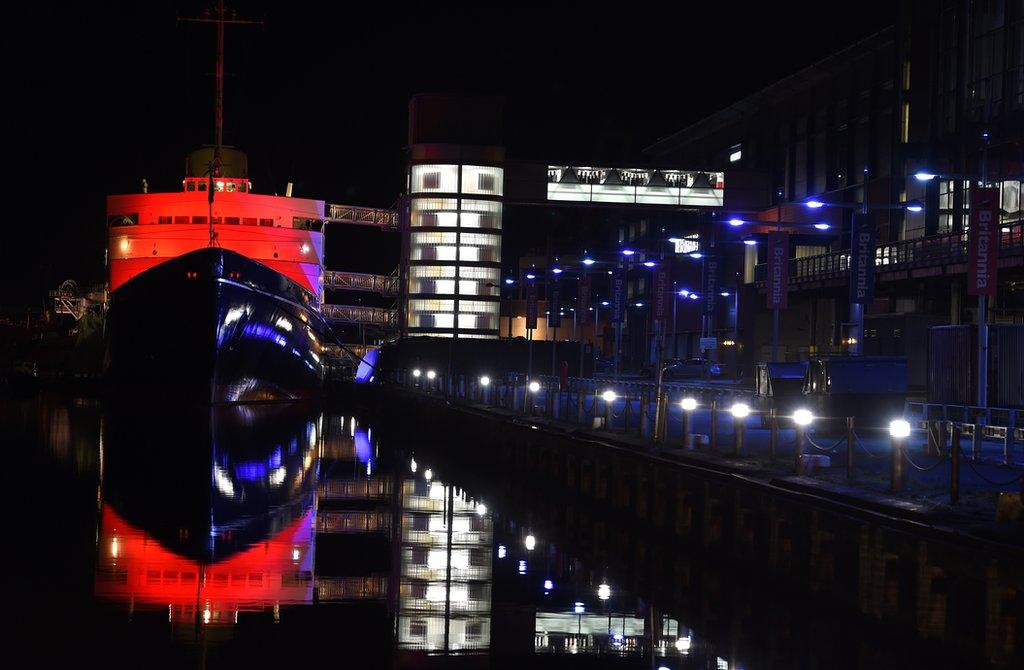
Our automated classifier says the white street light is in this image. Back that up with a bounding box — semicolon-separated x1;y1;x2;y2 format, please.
479;375;491;386
730;403;751;419
597;583;611;600
602;390;617;403
528;381;541;393
424;468;433;481
475;503;487;516
793;409;814;426
426;370;436;380
889;419;911;438
680;397;697;411
524;534;536;551
412;368;421;378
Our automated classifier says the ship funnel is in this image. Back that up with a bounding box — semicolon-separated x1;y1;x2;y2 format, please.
285;182;294;198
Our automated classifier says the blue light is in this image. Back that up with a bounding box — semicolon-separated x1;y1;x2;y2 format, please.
689;252;703;259
621;248;635;256
505;278;514;285
805;199;825;209
728;218;744;226
543;579;553;590
720;291;730;297
518;560;527;575
643;261;656;267
355;347;379;384
914;172;937;181
679;289;690;296
906;200;924;213
689;293;699;300
582;258;596;266
814;222;830;230
354;429;373;463
634;302;644;307
497;545;507;559
552;267;563;274
574;602;585;614
601;301;609;306
743;239;757;245
526;273;536;280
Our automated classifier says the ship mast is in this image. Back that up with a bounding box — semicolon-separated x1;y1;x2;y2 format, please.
181;1;261;175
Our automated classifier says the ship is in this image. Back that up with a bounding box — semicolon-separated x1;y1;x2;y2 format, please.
104;3;330;402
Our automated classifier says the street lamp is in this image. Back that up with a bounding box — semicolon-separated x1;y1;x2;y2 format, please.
730;402;750;456
889;418;910;492
680;397;697;449
793;408;814;474
602;389;616;429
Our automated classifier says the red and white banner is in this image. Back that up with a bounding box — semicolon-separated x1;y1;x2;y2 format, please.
967;186;999;297
766;232;789;309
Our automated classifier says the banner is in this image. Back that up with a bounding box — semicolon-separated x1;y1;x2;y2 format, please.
547;277;561;328
849;213;876;305
578;274;592;326
611;268;626;324
653;268;670;321
967;186;999;297
703;254;718;316
766;233;789;309
525;281;538;330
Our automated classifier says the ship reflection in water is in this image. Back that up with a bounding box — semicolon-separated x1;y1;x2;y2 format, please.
14;396;725;667
95;402;319;632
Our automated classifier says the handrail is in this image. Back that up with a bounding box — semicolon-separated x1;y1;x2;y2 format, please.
754;221;1023;284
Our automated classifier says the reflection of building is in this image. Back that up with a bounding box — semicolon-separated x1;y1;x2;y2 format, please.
396;475;493;653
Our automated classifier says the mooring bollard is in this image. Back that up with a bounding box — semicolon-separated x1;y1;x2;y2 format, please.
846;416;855;481
769;407;778;462
709;399;718;451
950;422;961;505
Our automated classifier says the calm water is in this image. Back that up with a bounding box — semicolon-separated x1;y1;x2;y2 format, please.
6;391;987;669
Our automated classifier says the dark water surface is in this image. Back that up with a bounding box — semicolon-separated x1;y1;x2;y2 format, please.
6;392;994;669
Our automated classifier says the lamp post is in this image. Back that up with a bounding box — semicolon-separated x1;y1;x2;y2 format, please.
680;397;697;449
804;181;923;355
889;418;911;492
793;408;814;474
730;402;750;456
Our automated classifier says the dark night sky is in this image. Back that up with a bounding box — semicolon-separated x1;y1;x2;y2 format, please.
4;1;897;309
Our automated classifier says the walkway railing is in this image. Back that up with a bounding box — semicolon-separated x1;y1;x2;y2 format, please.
384;368;1024;507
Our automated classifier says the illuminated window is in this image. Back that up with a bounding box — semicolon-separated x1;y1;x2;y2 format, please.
411;165;458;193
900;102;910;143
461;165;504;195
729;144;742;163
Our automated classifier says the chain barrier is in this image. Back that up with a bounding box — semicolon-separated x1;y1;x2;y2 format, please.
959;448;1024;486
902;448;950;472
805;431;845;453
852;431;887;459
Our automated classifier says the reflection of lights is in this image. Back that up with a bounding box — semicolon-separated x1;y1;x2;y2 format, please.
518;560;527;574
574;602;585;614
676;634;692;653
410;457;417;473
497;545;507;559
543;579;554;590
110;537;119;558
529;381;540;393
680;397;697;411
300;243;310;254
597;583;611;600
717;658;729;670
275;317;293;331
524;534;536;551
224;307;246;325
424;468;433;481
292;548;300;561
203;608;212;624
269;466;286;487
119;237;130;253
613;633;624;644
